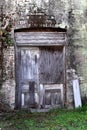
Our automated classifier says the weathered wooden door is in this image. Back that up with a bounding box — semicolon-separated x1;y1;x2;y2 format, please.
17;47;39;108
14;28;67;109
17;46;64;109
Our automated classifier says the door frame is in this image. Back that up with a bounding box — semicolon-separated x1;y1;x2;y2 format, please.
14;27;67;109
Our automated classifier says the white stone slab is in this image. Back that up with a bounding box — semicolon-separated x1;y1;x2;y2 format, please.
73;79;82;108
22;93;25;106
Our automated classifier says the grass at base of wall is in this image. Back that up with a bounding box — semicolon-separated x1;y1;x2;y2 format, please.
0;105;87;130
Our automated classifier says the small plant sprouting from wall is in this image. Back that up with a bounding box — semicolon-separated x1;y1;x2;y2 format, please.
0;29;13;47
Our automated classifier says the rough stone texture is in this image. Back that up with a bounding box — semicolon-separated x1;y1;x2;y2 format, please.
0;0;87;109
1;80;15;109
66;69;74;109
0;47;3;89
3;47;15;80
1;47;15;109
66;69;80;109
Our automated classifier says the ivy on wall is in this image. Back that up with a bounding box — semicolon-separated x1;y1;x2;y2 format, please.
0;29;13;47
0;6;14;48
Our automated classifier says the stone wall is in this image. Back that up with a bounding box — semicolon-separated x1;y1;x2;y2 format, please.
1;47;15;109
0;0;87;109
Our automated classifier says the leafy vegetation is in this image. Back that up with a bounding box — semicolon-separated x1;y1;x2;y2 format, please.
0;29;13;47
0;105;87;130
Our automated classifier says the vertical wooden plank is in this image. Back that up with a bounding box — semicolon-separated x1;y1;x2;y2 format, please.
29;81;35;108
39;84;44;108
63;46;66;107
18;49;23;108
24;93;30;107
51;92;54;106
45;91;51;106
15;48;22;109
22;50;27;80
13;33;18;108
14;45;19;108
58;84;64;107
26;50;30;80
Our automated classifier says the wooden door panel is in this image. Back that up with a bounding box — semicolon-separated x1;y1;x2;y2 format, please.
20;48;39;80
24;93;30;107
39;46;64;84
18;47;39;108
44;84;64;108
29;81;35;108
21;83;29;108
